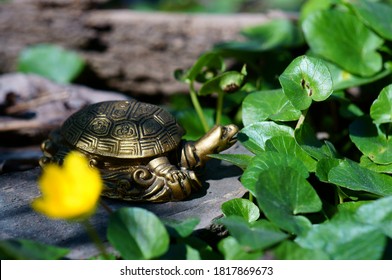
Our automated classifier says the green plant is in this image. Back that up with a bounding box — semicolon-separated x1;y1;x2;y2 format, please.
3;0;392;260
17;44;85;84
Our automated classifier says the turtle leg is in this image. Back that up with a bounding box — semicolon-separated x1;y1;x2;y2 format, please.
146;157;202;201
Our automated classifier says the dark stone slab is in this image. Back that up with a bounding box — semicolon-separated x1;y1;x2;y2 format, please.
0;143;248;259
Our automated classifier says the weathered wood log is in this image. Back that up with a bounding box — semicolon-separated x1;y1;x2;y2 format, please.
0;0;287;95
0;73;129;146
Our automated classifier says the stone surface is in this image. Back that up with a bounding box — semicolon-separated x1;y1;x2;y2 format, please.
0;143;248;259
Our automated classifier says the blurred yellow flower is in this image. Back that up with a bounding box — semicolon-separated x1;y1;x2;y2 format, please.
32;151;103;220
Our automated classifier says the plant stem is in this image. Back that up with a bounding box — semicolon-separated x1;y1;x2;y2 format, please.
82;219;110;260
99;199;113;215
216;91;224;125
295;108;309;130
189;82;209;133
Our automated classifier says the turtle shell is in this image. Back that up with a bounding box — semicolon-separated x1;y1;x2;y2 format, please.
60;100;184;159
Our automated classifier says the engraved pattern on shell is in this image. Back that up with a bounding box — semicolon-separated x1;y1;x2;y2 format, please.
61;100;184;158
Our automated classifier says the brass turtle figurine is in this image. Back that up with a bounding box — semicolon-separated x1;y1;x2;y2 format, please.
40;100;238;202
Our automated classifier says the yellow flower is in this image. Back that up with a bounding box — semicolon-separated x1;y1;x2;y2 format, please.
32;151;103;220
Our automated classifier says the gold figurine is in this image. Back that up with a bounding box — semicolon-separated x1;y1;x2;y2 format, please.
40;100;238;202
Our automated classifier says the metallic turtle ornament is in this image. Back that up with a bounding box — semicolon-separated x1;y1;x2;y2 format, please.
40;100;238;202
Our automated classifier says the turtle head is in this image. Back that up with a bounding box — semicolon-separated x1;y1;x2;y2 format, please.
181;124;238;169
200;124;239;153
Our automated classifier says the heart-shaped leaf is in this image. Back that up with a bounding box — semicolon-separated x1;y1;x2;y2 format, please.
255;167;322;235
221;198;260;223
241;151;309;197
239;121;294;154
265;136;317;172
279;55;333;110
370;85;392;124
349;115;392;164
242;89;301;126
107;207;169;260
17;44;85;83
302;10;383;77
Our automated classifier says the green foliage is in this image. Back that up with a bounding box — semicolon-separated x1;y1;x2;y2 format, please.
0;239;69;260
10;0;392;260
17;44;85;83
107;207;169;260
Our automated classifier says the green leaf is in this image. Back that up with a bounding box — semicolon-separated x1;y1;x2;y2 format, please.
17;44;85;83
302;10;384;76
177;52;225;83
217;216;288;251
221;198;260;223
300;0;335;22
207;153;253;170
295;122;338;160
324;59;391;91
349;115;392;164
242;89;301;126
315;157;341;182
218;236;263;260
255;167;322;235
348;0;392;41
174;108;231;141
356;196;392;238
163;218;200;238
239;121;294;154
199;70;246;96
296;206;386;260
328;159;392;196
273;240;329;260
265;136;317;172
0;239;69;260
241;151;309;197
241;19;304;50
359;156;392;174
107;207;169;260
370;84;392;124
279;55;333;110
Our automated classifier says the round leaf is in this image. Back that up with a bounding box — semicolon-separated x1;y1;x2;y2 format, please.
107;207;169;260
349;115;392;164
163;218;200;238
255;167;322;235
17;44;85;83
279;55;333;110
241;151;309;197
265;136;317;172
218;237;263;260
221;198;260;223
242;89;301;126
302;10;383;77
370;84;392;124
239;121;294;154
179;52;225;82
